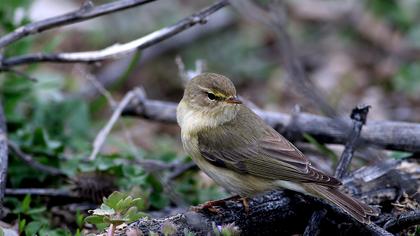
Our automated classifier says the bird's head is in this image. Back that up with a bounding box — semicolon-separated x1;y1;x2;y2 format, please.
182;73;242;112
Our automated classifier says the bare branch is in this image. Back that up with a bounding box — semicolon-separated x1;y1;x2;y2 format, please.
0;0;157;49
0;103;7;203
8;141;65;176
5;188;75;198
122;96;420;153
88;88;143;161
335;105;370;179
0;0;229;67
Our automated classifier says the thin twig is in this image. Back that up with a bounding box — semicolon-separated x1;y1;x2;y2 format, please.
8;141;65;176
1;68;38;81
0;0;229;67
175;56;206;85
0;103;7;203
5;188;76;197
335;105;370;179
77;66;145;160
76;66;117;107
0;0;157;49
383;210;420;233
88;88;142;161
167;162;197;180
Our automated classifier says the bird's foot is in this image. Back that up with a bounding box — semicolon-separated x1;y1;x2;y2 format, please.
191;195;250;214
191;199;226;214
240;197;250;214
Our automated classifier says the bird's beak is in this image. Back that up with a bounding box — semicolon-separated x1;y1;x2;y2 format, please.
225;96;242;104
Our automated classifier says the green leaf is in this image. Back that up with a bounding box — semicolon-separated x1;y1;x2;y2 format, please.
124;206;138;221
303;133;338;163
89;204;115;216
131;198;145;210
21;195;31;213
115;196;133;213
18;218;26;234
85;215;105;225
103;191;127;209
26;206;46;215
25;221;43;236
76;210;84;228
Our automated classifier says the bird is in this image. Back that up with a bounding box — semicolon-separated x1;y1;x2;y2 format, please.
176;72;377;223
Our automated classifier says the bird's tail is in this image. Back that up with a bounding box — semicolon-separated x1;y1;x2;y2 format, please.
304;184;378;224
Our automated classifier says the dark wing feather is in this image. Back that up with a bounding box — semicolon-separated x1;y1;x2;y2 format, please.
198;106;341;187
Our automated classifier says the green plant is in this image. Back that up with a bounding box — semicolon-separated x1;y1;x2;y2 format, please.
85;191;147;236
11;195;46;219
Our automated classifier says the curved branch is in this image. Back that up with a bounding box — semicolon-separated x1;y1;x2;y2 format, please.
0;0;229;67
8;141;64;176
0;0;157;49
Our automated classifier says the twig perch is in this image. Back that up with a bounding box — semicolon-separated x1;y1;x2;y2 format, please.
122;96;420;153
335;105;370;179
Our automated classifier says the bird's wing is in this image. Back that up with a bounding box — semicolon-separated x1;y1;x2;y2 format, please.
197;108;341;187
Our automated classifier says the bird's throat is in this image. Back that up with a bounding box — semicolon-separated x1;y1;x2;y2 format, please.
177;99;239;136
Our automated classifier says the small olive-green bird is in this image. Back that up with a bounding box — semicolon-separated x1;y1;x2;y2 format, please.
177;73;376;223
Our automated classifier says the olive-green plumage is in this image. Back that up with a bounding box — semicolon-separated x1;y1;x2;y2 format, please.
177;73;377;223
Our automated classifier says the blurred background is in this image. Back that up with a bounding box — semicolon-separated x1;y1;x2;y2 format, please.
1;0;420;235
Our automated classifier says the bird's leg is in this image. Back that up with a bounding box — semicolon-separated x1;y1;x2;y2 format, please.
191;195;242;213
191;195;251;214
240;197;250;214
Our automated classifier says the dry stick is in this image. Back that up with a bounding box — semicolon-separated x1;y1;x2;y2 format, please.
5;188;76;197
122;98;420;153
0;0;157;49
0;0;229;67
0;103;7;204
383;210;420;234
88;88;141;161
8;141;65;176
335;105;370;179
77;66;144;160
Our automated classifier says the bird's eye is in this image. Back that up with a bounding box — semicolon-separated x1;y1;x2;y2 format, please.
207;92;216;100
